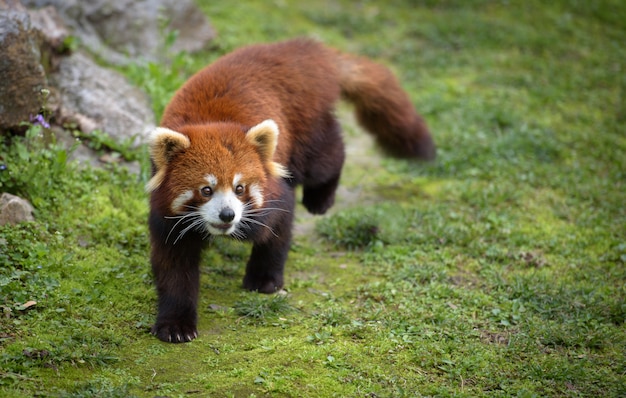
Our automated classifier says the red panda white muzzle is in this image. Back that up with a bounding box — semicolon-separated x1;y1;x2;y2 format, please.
200;182;245;236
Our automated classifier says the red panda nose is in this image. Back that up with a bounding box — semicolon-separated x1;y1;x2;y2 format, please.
219;208;235;223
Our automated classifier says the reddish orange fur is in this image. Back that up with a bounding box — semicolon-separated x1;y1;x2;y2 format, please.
148;38;435;343
150;123;267;216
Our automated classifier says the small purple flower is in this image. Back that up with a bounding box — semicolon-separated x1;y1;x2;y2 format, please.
0;164;6;171
29;114;50;129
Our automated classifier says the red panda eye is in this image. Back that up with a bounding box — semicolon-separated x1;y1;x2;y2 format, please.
235;185;245;195
200;186;213;197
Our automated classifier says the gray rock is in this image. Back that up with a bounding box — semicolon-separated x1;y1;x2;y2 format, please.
28;5;68;53
0;0;47;131
20;0;215;65
0;192;35;226
51;51;155;147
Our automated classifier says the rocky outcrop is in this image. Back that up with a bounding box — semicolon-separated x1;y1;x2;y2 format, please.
1;0;215;169
0;0;47;131
52;51;155;147
0;2;155;146
20;0;216;65
28;4;69;53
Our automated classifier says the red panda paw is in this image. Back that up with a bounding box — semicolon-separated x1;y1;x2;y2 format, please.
151;321;198;343
302;177;340;215
243;274;284;294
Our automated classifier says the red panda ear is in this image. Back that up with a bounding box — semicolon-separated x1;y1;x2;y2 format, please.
245;120;290;178
245;119;279;162
146;127;191;192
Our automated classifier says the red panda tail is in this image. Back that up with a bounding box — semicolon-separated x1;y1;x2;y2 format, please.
336;51;436;160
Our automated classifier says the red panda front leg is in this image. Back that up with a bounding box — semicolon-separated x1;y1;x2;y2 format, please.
243;237;291;293
149;211;203;342
243;184;295;293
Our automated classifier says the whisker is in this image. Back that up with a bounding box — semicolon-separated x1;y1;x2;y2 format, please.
243;199;287;208
165;214;193;243
260;199;286;206
238;221;253;231
170;218;199;245
165;211;202;244
245;207;291;214
200;226;212;242
230;228;246;241
164;204;200;220
173;217;205;245
164;214;187;220
163;200;289;244
240;216;279;238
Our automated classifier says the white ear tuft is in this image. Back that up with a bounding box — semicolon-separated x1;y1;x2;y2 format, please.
145;127;191;192
245;119;279;160
245;120;291;178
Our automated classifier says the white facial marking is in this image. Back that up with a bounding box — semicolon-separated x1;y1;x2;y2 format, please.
205;174;218;186
171;190;193;213
233;173;242;186
249;183;263;208
199;189;244;236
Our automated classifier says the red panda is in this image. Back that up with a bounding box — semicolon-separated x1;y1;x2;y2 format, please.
147;38;435;342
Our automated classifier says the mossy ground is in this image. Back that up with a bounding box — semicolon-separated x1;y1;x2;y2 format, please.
1;1;625;397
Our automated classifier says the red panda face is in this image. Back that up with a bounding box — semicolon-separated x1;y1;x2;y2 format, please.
147;120;289;241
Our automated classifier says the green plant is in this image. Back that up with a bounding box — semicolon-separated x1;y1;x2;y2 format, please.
233;293;294;320
0;125;76;206
71;128;140;161
315;207;382;249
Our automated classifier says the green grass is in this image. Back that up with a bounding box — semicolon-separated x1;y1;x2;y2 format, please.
1;0;625;396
